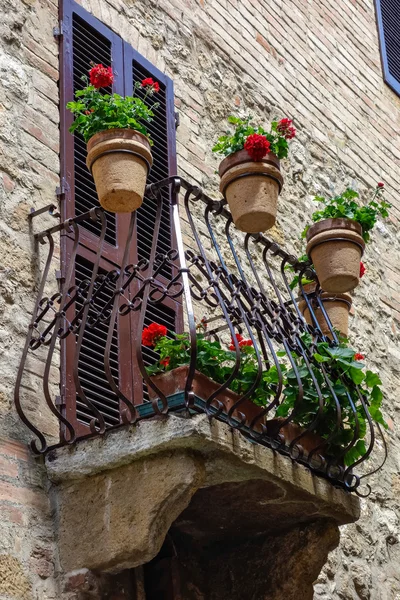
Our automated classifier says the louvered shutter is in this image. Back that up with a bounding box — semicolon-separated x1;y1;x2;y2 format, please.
124;46;177;279
122;44;183;401
60;0;182;433
375;0;400;95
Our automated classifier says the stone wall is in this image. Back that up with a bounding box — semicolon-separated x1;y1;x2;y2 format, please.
0;0;400;597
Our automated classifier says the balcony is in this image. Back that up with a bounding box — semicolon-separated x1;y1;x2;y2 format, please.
15;176;386;593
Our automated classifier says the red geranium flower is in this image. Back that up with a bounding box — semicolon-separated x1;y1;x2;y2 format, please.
142;323;167;347
360;262;366;278
141;77;160;93
160;357;170;367
89;64;114;89
354;353;365;361
229;333;244;351
239;339;253;347
377;182;384;188
276;118;296;139
244;133;271;161
229;334;253;350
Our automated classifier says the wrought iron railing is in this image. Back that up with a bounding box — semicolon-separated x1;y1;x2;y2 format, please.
15;176;387;496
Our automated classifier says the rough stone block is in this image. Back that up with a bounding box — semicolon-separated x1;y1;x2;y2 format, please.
54;450;205;573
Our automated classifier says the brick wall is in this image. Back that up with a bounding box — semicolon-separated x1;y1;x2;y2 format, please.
0;0;399;597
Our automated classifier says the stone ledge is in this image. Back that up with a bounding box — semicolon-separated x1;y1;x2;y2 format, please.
46;414;359;525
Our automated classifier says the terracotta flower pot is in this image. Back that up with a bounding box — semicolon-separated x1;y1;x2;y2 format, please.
219;149;284;233
298;291;352;338
306;218;365;293
148;365;265;428
86;128;153;213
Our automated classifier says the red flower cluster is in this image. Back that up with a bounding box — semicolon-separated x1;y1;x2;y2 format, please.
276;118;296;139
89;64;114;89
229;333;254;351
142;323;167;347
360;261;366;278
160;357;170;367
244;133;271;161
377;182;385;188
354;353;365;361
141;77;160;93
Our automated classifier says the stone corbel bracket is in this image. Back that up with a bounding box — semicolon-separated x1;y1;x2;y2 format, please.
46;414;360;593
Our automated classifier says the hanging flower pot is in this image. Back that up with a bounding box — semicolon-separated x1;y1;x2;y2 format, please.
67;64;160;213
298;287;352;338
302;185;390;293
219;149;283;232
212;116;296;233
86;129;153;213
148;365;265;428
306;218;365;293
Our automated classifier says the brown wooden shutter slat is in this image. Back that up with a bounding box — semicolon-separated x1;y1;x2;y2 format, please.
74;255;121;427
72;14;117;246
132;62;172;279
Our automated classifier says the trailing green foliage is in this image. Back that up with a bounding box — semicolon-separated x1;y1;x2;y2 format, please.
284;254;315;291
145;331;282;406
301;187;391;243
67;80;158;143
212;115;293;160
276;338;387;465
146;327;386;466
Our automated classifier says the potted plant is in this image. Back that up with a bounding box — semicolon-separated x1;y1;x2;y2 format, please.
276;334;388;466
212;116;296;233
298;290;352;339
285;257;352;338
67;65;160;213
142;324;387;466
302;184;390;293
142;322;282;427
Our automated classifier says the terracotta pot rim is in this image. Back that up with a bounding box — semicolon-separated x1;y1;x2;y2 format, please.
218;149;280;178
306;218;363;241
150;365;240;402
299;293;352;312
299;290;352;303
87;128;152;152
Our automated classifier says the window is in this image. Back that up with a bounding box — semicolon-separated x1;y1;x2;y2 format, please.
59;0;181;434
375;0;400;95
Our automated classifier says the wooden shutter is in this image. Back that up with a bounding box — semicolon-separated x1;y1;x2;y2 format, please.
60;0;181;432
123;44;183;401
375;0;400;95
123;45;177;278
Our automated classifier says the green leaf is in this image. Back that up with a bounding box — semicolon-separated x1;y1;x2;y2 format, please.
344;439;367;466
349;367;365;385
370;385;383;406
313;353;331;363
365;370;382;388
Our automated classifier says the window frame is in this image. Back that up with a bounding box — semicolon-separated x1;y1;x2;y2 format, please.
375;0;400;96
